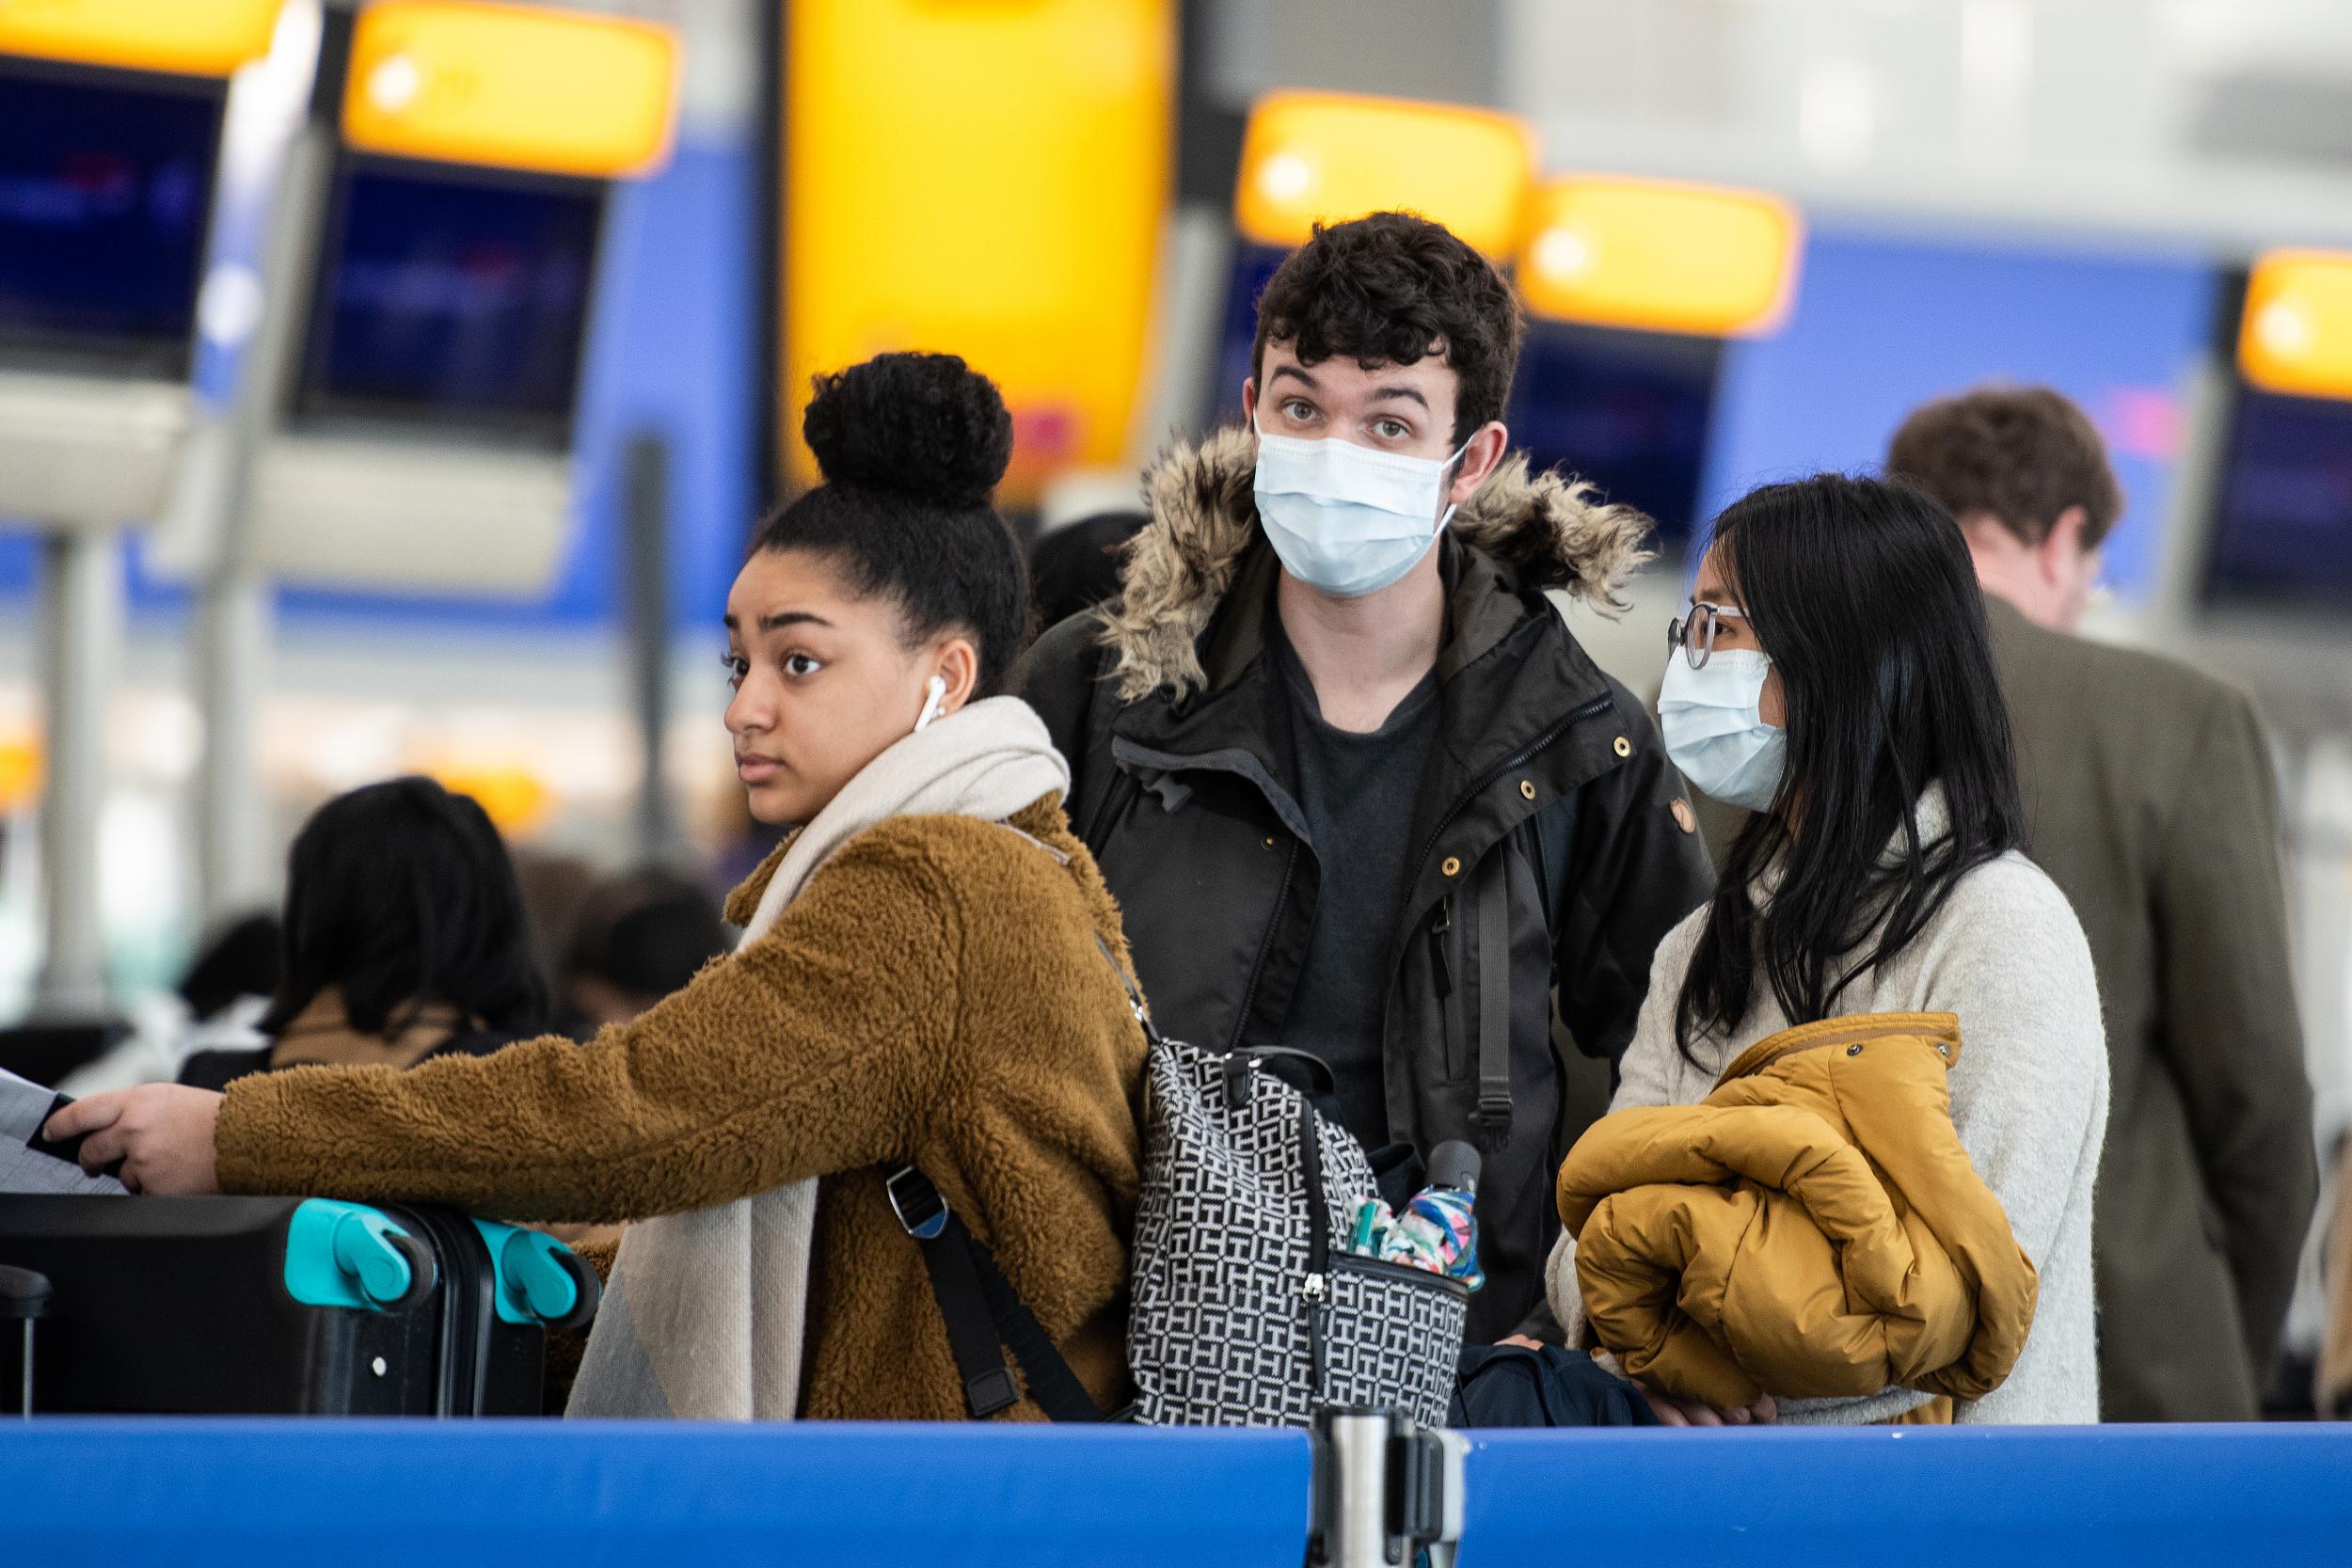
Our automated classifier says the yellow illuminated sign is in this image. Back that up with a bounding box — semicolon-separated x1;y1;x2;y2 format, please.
343;0;678;179
2238;250;2352;403
1519;176;1802;338
0;0;279;76
0;736;37;812
428;763;550;838
1235;91;1535;260
783;0;1174;504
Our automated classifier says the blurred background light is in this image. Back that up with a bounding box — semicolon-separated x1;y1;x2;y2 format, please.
2239;250;2352;403
0;0;280;77
779;0;1174;507
1233;90;1535;258
341;0;679;179
1518;176;1803;338
0;734;38;813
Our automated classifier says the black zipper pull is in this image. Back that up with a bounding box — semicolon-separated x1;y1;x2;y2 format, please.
1429;903;1454;999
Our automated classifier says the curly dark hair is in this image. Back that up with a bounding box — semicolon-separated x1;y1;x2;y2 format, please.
755;353;1031;694
1249;212;1525;446
1885;385;2122;550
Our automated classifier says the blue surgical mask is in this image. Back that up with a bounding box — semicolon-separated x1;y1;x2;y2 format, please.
1252;423;1470;598
1658;650;1788;812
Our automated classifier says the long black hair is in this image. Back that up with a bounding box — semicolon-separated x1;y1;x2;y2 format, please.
260;776;548;1039
755;352;1031;694
1675;473;2024;1057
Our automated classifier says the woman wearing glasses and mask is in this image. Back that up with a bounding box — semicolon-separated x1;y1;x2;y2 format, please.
1550;474;2107;1426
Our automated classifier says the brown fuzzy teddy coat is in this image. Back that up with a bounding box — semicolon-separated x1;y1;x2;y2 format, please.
214;795;1149;1421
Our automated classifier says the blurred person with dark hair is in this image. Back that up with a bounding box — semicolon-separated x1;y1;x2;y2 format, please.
1890;384;2316;1423
560;868;730;1035
177;778;548;1092
1028;510;1147;629
1021;211;1714;1344
54;354;1147;1424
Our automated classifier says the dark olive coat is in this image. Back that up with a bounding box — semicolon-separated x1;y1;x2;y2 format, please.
1988;595;2315;1421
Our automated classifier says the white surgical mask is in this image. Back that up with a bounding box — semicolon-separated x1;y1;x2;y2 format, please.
1252;422;1470;598
1658;650;1788;813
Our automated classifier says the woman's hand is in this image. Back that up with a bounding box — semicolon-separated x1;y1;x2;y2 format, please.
43;1085;225;1196
1635;1379;1777;1428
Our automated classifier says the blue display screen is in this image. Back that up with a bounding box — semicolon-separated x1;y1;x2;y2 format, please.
1213;245;1717;557
1507;323;1721;555
296;160;604;444
2203;387;2352;612
0;62;222;374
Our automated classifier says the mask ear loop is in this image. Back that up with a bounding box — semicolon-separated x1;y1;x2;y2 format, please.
914;673;948;733
1437;432;1479;530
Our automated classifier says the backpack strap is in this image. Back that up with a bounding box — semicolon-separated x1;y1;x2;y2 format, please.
1473;849;1514;1142
884;1165;1105;1422
1470;797;1578;1144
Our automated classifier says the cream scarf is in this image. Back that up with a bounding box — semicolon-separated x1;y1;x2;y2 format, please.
566;695;1071;1419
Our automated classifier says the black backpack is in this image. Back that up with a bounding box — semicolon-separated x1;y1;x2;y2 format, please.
1449;1341;1658;1428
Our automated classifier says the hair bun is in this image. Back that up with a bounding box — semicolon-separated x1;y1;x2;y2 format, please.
802;352;1014;510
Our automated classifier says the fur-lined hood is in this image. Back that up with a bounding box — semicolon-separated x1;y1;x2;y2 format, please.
1097;427;1654;702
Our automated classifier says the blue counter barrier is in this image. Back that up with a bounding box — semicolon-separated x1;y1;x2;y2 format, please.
4;1419;2351;1566
1461;1424;2352;1567
0;1420;1313;1568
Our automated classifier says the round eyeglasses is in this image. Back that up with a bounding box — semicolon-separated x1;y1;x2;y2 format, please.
1666;601;1750;670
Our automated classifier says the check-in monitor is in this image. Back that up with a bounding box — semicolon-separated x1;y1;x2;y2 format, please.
293;157;604;447
2202;386;2352;614
1507;322;1721;556
0;59;224;375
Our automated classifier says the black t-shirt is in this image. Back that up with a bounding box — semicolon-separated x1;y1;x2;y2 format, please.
1272;626;1440;1150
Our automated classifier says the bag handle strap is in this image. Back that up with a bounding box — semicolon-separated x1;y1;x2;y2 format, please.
885;1165;1104;1422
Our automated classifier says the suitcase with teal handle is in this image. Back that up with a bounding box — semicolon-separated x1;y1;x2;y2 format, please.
0;1196;596;1415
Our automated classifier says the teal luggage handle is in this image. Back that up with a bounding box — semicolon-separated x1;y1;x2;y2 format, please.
282;1200;437;1312
470;1220;601;1331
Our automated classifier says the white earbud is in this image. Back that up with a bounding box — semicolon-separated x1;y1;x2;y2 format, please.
914;673;948;733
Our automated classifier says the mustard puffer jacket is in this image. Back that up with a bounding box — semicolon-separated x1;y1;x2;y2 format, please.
1557;1012;2039;1410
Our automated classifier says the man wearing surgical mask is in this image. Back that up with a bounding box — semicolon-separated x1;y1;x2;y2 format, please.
1021;212;1714;1343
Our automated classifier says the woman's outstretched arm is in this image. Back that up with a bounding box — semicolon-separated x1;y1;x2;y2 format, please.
59;825;963;1222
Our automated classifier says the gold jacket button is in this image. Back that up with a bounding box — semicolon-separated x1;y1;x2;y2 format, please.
1613;736;1632;758
1518;780;1536;800
1441;856;1462;878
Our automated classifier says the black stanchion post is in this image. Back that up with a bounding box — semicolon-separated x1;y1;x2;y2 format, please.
624;431;676;866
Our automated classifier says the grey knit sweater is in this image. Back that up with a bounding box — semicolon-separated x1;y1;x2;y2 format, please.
1549;791;2110;1424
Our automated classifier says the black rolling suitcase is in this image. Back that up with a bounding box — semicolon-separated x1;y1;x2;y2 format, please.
0;1195;598;1416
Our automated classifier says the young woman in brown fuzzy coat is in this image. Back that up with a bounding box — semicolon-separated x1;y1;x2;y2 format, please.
49;355;1150;1423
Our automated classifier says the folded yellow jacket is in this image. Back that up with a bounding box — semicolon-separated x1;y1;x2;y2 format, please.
1557;1012;2039;1409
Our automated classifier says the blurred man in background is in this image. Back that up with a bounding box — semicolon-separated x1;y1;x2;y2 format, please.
1889;385;2317;1421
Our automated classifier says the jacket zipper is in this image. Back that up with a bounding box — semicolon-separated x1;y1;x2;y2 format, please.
1229;835;1301;1052
1297;1095;1331;1398
1406;692;1613;893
